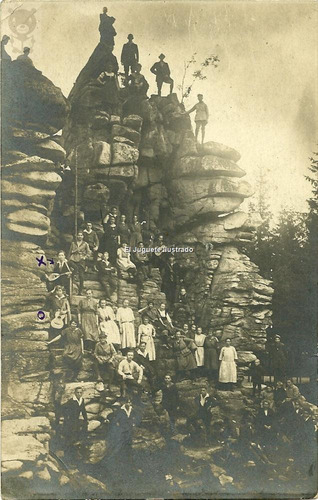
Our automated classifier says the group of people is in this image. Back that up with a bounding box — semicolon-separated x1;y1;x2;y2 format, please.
44;208;244;393
97;8;209;142
1;35;34;67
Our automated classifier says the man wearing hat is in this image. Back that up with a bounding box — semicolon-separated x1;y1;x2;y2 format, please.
150;54;174;96
186;94;209;144
16;47;34;67
270;335;288;383
94;332;117;392
121;34;139;80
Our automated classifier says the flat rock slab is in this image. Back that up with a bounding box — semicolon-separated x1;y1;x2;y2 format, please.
2;416;50;436
174;155;245;179
2;434;47;462
199;141;241;162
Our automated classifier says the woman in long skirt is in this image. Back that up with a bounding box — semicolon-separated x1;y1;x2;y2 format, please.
47;318;84;381
78;289;99;352
219;338;238;391
97;299;121;348
171;331;197;380
194;327;206;373
204;330;219;379
116;299;136;349
137;316;156;360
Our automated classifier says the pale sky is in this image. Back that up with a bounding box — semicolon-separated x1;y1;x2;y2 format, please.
2;1;318;214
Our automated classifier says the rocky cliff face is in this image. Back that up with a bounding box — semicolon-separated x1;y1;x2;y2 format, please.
61;45;273;353
2;45;317;499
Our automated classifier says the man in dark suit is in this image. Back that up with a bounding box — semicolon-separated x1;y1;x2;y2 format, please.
135;341;156;393
150;54;174;96
159;374;179;434
161;255;180;306
188;387;216;440
62;387;88;446
121;34;139;80
255;401;276;448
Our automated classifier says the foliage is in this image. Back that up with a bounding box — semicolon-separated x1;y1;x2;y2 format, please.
177;53;219;103
245;157;318;372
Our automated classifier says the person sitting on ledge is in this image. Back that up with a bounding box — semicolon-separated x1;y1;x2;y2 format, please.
16;47;34;67
117;242;136;281
128;63;149;96
186;94;209;144
94;332;116;392
118;350;143;399
150;53;174;97
97;61;119;114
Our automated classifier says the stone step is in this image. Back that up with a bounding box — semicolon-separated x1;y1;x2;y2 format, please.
83;280;103;291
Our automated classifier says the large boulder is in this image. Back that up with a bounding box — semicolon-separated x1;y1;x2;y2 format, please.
2;62;69;134
199;141;241;162
173;155;246;179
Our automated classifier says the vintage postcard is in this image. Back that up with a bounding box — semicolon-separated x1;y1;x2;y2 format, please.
1;1;317;498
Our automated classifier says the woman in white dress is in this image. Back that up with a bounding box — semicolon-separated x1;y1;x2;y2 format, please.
219;338;238;391
137;316;156;361
194;327;206;372
97;299;121;348
116;242;136;279
116;298;136;349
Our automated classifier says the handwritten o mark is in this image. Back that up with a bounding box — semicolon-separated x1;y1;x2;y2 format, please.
37;310;45;320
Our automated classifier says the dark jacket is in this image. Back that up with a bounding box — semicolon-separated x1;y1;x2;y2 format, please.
195;395;215;421
161;383;179;414
150;61;171;81
255;408;274;432
63;397;88;425
249;362;265;382
121;42;139;65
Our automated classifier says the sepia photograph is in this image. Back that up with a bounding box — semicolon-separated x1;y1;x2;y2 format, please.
1;1;317;498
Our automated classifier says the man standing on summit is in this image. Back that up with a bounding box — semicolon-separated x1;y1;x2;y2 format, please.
121;34;139;81
150;54;174;96
99;7;117;48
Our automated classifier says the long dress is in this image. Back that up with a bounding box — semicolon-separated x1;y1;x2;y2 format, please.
204;337;219;370
116;306;136;348
98;305;121;346
78;297;99;342
172;337;197;371
194;333;206;367
219;346;238;383
138;324;156;361
117;247;136;272
156;308;173;331
62;326;83;366
117;222;131;244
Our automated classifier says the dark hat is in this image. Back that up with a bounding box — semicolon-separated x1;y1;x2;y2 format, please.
159;53;165;59
128;33;134;39
99;332;107;338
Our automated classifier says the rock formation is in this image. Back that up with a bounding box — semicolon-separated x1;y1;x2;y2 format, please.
2;44;316;498
61;44;273;355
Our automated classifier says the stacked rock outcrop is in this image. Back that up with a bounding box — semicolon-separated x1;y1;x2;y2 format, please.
1;61;70;493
